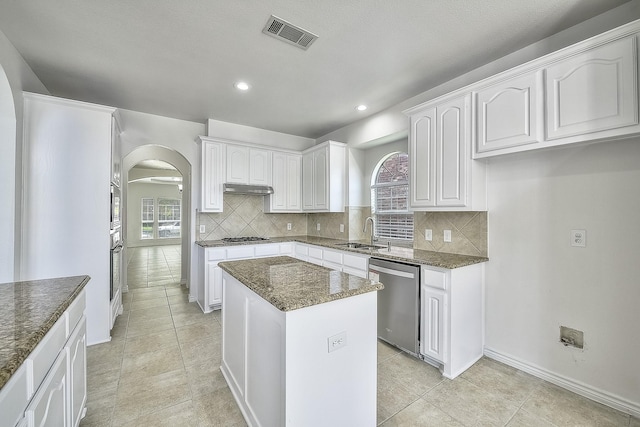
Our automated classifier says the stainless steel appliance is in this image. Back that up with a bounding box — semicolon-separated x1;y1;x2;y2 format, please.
110;184;121;230
368;257;420;356
110;228;122;300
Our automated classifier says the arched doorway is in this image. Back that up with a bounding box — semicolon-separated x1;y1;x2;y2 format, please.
122;146;192;293
0;65;17;282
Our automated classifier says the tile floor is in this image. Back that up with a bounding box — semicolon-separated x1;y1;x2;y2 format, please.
80;245;639;426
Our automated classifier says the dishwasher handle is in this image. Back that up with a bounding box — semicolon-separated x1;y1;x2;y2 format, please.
369;264;415;279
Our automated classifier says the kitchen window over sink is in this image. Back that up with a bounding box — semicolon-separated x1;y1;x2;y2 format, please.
371;152;413;241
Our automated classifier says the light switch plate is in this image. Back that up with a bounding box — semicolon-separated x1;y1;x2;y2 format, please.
340;224;344;233
287;223;292;231
425;229;432;241
444;229;452;242
199;225;205;233
316;223;321;231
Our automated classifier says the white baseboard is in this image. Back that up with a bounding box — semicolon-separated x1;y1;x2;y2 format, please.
484;347;640;418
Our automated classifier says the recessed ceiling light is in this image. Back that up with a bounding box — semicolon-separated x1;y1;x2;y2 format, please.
235;81;250;91
356;105;367;111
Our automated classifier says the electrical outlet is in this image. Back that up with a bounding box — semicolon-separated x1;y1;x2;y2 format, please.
340;224;344;233
425;229;432;241
199;225;206;233
444;229;452;242
571;229;586;247
327;331;347;353
287;223;292;231
316;223;321;231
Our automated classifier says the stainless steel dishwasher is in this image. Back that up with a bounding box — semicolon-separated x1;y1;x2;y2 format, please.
368;257;420;356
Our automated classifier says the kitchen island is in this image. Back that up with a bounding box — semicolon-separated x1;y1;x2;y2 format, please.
218;256;383;427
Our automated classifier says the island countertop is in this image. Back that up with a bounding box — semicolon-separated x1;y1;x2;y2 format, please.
0;275;90;391
218;256;383;311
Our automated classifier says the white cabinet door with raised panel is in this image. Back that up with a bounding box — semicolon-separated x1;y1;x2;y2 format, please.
270;153;288;211
26;351;68;427
207;263;223;307
248;148;271;185
436;95;468;207
420;286;446;363
302;152;314;210
201;140;225;212
286;154;302;210
545;36;638;141
226;145;249;184
68;317;87;427
267;153;301;212
312;147;328;210
474;72;542;156
409;107;436;208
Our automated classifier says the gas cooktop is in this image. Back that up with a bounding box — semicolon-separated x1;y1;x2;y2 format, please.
221;237;269;243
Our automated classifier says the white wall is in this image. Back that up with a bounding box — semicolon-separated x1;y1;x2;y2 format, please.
207;118;315;151
119;109;204;294
485;138;640;411
0;29;47;282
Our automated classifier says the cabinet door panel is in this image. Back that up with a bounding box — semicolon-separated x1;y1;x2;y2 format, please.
207;263;223;306
286;155;302;210
545;36;638;140
312;149;328;210
226;145;249;184
420;287;446;363
271;153;287;210
202;141;225;212
68;317;87;427
26;351;68;427
475;72;541;154
437;97;467;207
302;153;314;210
410;109;436;208
249;149;271;185
222;277;246;397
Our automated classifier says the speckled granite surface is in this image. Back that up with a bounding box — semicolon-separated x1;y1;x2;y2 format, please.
0;275;90;391
197;235;488;269
218;256;383;311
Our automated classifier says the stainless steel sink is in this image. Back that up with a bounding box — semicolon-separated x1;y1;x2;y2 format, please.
335;242;384;250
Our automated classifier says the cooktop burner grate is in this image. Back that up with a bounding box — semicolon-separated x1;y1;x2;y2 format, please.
221;237;269;243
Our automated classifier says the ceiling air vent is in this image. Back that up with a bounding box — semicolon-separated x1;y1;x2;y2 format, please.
262;15;318;50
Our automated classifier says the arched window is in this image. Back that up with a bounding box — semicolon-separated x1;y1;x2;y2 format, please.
371;152;413;241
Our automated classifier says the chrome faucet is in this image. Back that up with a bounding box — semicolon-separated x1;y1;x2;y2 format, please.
363;216;375;246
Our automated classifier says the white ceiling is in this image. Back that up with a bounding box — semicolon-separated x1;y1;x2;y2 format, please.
0;0;630;139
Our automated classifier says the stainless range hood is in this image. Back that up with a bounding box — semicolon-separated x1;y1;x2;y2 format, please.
223;183;274;195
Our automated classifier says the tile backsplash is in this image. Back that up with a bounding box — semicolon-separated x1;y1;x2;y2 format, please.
413;211;488;257
196;196;487;257
197;194;307;240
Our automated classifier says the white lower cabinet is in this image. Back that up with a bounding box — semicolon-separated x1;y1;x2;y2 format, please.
26;351;68;427
420;264;483;379
197;243;292;313
0;290;87;427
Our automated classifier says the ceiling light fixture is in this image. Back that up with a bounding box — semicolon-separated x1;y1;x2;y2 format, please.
356;105;367;111
235;81;250;91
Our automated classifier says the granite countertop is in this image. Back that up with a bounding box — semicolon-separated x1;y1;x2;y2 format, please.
0;275;90;391
218;256;383;311
197;235;488;269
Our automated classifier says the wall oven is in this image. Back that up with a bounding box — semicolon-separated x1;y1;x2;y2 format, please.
110;228;122;300
110;184;121;230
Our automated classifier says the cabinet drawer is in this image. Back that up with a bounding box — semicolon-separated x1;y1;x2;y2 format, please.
422;267;446;290
28;315;66;390
294;244;308;257
254;243;280;257
343;253;368;270
323;261;342;271
308;247;323;260
323;249;342;264
226;246;255;260
207;248;227;261
0;364;29;427
67;289;86;335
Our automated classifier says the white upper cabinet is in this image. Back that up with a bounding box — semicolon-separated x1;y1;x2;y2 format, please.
545;35;638;142
226;144;272;185
302;141;346;212
199;137;225;212
265;152;302;213
473;71;542;157
407;95;486;211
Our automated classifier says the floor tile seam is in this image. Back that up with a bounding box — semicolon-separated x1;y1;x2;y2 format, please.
380;393;424;426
